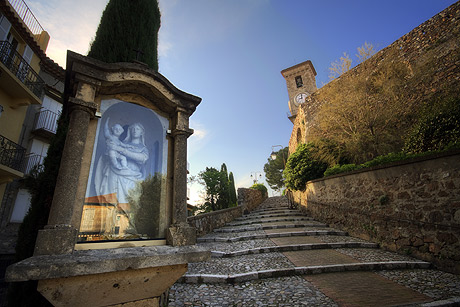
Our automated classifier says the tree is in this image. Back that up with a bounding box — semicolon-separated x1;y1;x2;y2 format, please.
216;163;230;210
329;42;376;80
263;147;288;192
311;46;412;163
198;167;222;212
283;143;328;191
228;172;237;206
88;0;161;71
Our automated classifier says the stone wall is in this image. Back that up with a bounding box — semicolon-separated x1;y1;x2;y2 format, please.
289;1;460;153
188;188;266;237
290;151;460;274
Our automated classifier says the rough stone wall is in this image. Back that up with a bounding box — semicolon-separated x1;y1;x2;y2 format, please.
237;188;267;212
289;1;460;154
187;188;267;237
291;151;460;274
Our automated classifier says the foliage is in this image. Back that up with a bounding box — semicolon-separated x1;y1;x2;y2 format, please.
263;147;288;191
250;183;268;198
88;0;161;71
323;164;358;177
311;46;413;164
8;112;69;307
404;96;460;153
329;42;376;80
283;143;328;191
228;172;237;207
198;163;236;212
328;52;352;80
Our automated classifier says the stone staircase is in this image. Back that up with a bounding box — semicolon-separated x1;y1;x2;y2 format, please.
168;196;460;306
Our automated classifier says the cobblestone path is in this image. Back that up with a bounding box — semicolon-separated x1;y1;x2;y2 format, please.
168;196;460;306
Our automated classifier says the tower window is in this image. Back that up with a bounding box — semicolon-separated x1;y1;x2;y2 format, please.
295;76;303;88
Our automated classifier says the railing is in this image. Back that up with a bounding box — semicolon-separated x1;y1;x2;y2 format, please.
0;40;44;97
7;0;45;42
23;153;44;174
0;134;26;173
33;109;59;134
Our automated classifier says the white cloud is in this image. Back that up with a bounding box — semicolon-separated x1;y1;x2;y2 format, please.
28;0;109;66
188;119;209;156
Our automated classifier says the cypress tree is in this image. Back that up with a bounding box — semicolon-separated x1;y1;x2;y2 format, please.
217;163;230;210
88;0;161;71
228;172;237;206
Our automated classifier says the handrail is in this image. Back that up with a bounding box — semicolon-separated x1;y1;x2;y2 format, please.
0;40;44;97
0;134;26;173
7;0;45;41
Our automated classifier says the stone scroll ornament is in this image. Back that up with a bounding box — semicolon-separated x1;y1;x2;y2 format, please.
79;99;169;242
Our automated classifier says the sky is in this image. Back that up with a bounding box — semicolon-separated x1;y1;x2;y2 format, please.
27;0;457;204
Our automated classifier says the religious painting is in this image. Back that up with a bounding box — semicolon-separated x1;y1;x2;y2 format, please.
78;99;169;242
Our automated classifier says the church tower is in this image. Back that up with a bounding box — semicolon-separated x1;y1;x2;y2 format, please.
281;60;317;123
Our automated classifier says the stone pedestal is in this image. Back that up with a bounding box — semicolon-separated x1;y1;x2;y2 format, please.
6;245;209;307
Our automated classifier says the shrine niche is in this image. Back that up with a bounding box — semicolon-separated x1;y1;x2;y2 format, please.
6;51;208;307
80;99;169;242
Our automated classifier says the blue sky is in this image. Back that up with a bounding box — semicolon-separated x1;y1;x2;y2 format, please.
28;0;457;203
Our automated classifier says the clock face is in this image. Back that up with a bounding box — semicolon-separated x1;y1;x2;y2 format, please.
294;92;309;105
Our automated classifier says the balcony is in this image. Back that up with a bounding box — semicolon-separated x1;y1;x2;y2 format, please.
0;40;44;105
32;109;59;139
0;134;25;183
23;153;44;175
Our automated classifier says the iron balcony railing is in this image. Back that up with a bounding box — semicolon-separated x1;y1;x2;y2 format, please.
23;153;44;174
33;109;59;134
0;40;44;97
7;0;46;43
0;134;26;173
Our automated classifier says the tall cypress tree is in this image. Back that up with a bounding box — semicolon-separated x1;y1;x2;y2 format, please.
228;172;237;206
88;0;161;71
217;163;230;210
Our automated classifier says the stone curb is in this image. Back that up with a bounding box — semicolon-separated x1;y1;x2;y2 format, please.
178;261;432;284
210;242;379;258
228;216;314;227
214;223;328;233
198;230;349;243
420;297;460;306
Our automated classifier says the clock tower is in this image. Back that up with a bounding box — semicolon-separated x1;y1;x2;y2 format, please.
281;60;317;123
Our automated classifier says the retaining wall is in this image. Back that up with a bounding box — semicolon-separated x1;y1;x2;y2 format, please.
290;151;460;274
188;188;266;237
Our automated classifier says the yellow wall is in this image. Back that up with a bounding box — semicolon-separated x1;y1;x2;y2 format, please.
0;90;28;143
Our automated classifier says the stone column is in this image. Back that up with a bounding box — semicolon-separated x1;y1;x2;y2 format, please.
166;108;196;246
34;83;98;256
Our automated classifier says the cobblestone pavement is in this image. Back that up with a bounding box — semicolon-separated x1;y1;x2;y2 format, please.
169;196;460;306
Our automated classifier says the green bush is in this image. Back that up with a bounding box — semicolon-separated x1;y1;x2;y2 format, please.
250;183;268;197
283;143;328;191
323;164;358;176
404;96;460;153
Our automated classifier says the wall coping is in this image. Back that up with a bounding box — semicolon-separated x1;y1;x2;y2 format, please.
309;149;460;185
187;206;241;221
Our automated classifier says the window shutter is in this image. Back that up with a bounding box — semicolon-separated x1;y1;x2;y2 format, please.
0;14;11;41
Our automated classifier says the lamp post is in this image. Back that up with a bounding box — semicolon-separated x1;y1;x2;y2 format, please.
250;172;262;184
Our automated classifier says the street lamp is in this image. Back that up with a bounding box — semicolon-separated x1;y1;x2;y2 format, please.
270;145;286;167
250;172;262;184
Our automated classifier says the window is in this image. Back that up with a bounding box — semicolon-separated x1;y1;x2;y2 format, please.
295;76;303;88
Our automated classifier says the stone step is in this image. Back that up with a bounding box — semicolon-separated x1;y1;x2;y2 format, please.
178;261;432;284
214;222;328;233
211;242;379;258
236;211;304;221
198;230;349;243
227;216;313;226
250;207;291;214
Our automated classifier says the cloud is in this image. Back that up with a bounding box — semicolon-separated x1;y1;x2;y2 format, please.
188;119;209;156
27;0;109;66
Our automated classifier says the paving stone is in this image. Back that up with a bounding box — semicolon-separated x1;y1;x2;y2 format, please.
170;196;458;306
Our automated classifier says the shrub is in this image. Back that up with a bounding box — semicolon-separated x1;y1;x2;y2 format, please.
404;97;460;153
283;143;328;191
323;164;358;177
250;183;268;197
